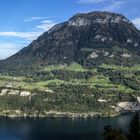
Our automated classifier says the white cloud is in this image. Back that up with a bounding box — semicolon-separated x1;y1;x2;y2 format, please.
41;20;53;23
0;19;57;42
36;23;56;30
132;18;140;29
77;0;106;4
0;42;20;59
0;18;57;59
24;16;48;22
36;20;57;31
0;32;42;41
103;1;126;11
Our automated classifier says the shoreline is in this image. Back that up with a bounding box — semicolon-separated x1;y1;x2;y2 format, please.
0;110;124;119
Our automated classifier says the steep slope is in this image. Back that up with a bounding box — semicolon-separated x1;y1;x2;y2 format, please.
0;11;140;71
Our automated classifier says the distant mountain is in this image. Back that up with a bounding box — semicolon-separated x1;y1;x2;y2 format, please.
1;11;140;70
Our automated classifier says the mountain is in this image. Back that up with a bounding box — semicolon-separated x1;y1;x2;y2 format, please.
1;11;140;71
0;11;140;117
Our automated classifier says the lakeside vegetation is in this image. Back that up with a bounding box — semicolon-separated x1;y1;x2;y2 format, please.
103;111;140;140
0;62;140;117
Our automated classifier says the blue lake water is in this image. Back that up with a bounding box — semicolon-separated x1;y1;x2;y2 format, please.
0;113;133;140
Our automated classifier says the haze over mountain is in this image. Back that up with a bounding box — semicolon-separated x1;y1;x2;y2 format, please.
0;11;140;71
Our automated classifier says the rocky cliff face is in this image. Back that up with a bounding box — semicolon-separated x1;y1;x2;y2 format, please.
1;11;140;70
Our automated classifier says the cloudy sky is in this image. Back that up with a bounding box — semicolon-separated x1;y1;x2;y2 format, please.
0;0;140;59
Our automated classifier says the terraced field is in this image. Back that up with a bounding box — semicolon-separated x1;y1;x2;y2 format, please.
0;63;140;117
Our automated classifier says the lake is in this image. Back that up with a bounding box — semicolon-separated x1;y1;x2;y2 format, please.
0;113;133;140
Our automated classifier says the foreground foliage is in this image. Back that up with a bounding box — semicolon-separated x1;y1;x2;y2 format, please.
103;112;140;140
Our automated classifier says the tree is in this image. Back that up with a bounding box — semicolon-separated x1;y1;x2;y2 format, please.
127;111;140;140
103;126;128;140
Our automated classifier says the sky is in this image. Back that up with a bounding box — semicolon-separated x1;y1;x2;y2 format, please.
0;0;140;60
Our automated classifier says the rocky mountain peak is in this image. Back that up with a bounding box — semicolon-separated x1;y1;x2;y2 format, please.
68;11;133;26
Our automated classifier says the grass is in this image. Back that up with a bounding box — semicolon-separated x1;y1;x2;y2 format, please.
0;75;65;91
0;63;138;93
15;80;64;90
64;62;87;71
44;64;66;71
0;72;133;93
130;64;140;71
88;75;110;83
44;62;87;72
116;84;134;92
